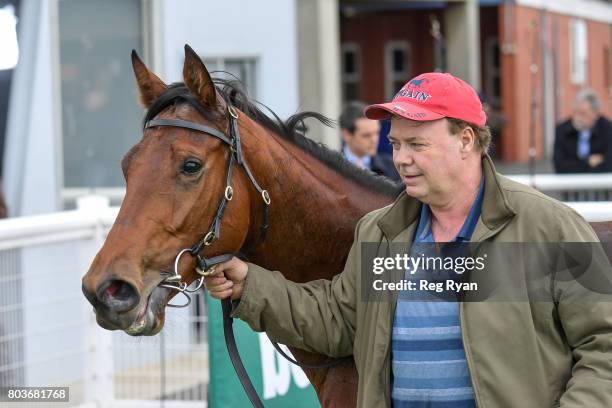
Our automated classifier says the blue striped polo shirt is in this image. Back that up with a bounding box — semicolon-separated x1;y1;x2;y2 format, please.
391;177;484;408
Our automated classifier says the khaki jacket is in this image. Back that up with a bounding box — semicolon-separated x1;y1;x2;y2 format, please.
232;155;612;407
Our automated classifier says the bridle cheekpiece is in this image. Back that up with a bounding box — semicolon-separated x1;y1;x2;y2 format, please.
144;104;270;307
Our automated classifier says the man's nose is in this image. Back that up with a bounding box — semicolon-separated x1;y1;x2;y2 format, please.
393;146;414;167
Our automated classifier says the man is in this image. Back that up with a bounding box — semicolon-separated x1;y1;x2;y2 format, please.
340;101;400;181
553;89;612;173
205;73;612;407
0;182;7;218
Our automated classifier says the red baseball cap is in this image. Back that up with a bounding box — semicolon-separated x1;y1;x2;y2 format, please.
364;72;487;127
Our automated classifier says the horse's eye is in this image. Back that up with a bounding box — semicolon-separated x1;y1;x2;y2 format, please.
181;159;202;174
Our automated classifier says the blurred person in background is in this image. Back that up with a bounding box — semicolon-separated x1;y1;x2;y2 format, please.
553;89;612;173
340;101;400;181
478;93;506;159
0;182;7;218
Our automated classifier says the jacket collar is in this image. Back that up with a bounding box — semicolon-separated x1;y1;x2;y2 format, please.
377;154;516;241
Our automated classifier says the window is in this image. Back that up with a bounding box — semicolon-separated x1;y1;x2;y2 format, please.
0;2;19;175
0;4;18;71
202;57;258;98
58;0;144;192
341;43;360;102
569;19;588;84
385;41;410;100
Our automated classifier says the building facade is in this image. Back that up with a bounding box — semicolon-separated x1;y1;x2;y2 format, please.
339;0;612;162
3;0;611;218
3;0;302;216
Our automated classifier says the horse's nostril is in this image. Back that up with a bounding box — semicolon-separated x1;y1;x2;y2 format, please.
98;279;140;313
82;281;102;309
105;281;123;298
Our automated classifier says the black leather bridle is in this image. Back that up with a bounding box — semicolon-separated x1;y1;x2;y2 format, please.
144;105;340;408
148;105;270;293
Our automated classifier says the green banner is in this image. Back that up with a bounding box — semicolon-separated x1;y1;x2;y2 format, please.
206;293;320;407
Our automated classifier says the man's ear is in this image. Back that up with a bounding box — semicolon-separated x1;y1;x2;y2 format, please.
341;129;353;144
459;127;477;157
182;44;217;107
131;50;167;108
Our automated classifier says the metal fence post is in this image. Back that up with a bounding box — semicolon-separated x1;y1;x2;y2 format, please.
78;195;115;407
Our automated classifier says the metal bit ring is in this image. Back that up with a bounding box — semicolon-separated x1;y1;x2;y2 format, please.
172;248;192;279
159;284;192;308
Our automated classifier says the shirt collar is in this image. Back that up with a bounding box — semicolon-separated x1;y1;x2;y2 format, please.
456;176;485;241
343;145;372;168
415;175;485;243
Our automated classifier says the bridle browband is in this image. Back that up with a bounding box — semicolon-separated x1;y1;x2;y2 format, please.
143;105;340;408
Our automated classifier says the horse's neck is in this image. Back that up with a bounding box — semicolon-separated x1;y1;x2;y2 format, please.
239;122;394;282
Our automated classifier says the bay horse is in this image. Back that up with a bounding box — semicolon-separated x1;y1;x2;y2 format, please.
81;45;401;407
81;45;612;407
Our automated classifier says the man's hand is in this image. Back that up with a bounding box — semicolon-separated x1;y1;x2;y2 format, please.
588;153;604;168
204;257;248;300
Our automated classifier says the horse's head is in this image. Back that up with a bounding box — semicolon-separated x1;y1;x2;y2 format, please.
82;45;258;335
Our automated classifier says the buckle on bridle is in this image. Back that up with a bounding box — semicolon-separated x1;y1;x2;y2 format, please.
196;265;217;277
203;231;215;246
228;105;239;119
195;254;217;277
261;190;271;205
225;186;234;201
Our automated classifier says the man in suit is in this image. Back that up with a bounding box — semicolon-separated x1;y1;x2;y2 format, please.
553;89;612;173
0;182;7;218
339;101;400;181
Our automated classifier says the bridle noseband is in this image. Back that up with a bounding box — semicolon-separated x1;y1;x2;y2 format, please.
144;105;270;308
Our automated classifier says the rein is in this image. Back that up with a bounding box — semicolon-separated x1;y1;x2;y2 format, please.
144;106;341;408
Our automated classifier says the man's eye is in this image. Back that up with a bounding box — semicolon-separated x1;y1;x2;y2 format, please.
390;142;400;149
181;159;202;174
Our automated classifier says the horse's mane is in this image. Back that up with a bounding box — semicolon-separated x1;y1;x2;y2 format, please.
144;78;404;197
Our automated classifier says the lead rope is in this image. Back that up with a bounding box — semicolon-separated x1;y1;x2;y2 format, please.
221;298;264;408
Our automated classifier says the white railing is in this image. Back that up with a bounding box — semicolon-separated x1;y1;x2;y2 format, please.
507;173;612;202
0;194;610;407
61;188;126;208
508;173;612;191
0;196;207;408
566;202;612;222
0;197;118;251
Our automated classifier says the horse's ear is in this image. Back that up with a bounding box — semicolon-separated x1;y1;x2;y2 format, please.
183;44;216;107
131;50;167;108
